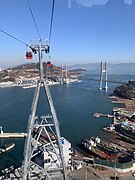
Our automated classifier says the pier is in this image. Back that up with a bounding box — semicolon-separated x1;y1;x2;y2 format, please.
0;126;27;138
0;133;27;138
112;101;124;104
93;113;114;118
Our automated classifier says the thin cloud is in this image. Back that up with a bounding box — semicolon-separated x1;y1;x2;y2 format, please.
124;0;132;4
75;0;108;7
74;0;132;7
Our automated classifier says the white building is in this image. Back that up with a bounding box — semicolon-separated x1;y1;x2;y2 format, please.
43;137;72;170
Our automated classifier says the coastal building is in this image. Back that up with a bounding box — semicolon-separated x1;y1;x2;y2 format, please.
21;79;37;85
43;137;72;170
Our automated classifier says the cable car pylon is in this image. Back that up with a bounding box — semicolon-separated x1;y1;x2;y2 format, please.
22;42;67;180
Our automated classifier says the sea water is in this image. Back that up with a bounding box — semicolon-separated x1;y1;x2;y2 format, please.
0;74;134;171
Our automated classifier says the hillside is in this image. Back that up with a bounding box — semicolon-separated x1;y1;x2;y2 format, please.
0;63;85;83
113;84;135;100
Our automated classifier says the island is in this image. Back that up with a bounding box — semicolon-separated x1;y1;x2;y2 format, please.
0;63;86;88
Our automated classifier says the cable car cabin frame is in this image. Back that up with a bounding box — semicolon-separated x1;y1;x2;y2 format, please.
26;51;33;59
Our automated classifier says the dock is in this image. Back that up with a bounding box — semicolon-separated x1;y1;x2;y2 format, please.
93;113;114;118
0;126;27;138
112;101;124;104
0;133;27;138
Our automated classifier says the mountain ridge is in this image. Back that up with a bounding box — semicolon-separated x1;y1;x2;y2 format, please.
68;63;135;75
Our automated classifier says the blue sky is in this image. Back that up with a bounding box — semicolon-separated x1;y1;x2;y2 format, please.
0;0;135;68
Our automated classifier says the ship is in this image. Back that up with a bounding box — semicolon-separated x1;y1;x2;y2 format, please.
33;127;56;144
81;137;119;160
115;123;135;143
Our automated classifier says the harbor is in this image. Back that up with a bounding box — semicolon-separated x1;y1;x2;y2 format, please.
0;75;135;179
0;0;135;178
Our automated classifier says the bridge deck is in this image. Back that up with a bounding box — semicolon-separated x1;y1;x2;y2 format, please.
87;78;127;84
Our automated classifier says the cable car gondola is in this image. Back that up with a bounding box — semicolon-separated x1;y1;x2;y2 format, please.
26;51;33;59
46;60;52;67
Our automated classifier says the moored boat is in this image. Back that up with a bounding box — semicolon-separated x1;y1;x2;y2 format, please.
115;123;135;143
82;137;119;160
0;143;15;154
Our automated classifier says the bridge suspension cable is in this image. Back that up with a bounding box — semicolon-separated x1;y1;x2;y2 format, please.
0;1;55;52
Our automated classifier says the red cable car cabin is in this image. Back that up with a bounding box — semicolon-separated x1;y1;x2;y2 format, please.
26;51;33;59
46;61;52;67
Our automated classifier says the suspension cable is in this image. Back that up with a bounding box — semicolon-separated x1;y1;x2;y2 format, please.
0;29;29;46
26;0;42;41
48;0;55;51
0;1;55;54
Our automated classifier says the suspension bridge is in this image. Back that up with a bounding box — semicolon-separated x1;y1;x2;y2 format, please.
87;77;128;84
82;62;129;91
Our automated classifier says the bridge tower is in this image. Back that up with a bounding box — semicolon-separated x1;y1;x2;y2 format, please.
99;62;108;90
60;64;63;84
60;64;69;84
22;42;67;180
